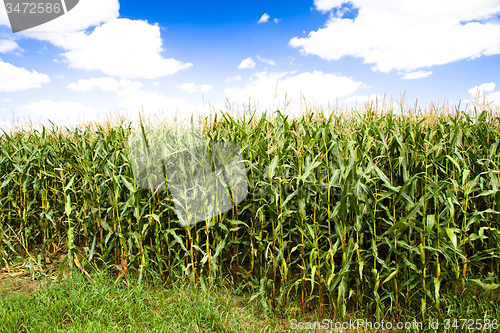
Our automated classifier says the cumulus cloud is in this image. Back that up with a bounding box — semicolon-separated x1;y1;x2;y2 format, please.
258;13;270;23
290;0;500;73
466;82;500;107
0;6;8;26
68;78;110;92
39;19;192;79
180;83;213;94
468;82;496;96
17;0;119;34
398;70;433;80
314;0;345;12
0;60;50;92
274;18;280;24
238;57;256;69
68;77;142;92
225;75;242;82
224;70;362;111
118;79;144;91
257;56;276;66
0;40;19;53
487;91;500;105
13;1;191;80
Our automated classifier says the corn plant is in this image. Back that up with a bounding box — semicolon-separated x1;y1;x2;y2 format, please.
1;105;499;319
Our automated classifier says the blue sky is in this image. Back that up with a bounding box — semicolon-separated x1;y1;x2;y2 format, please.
1;0;500;126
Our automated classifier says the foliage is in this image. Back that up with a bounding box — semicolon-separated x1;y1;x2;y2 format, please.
1;106;499;320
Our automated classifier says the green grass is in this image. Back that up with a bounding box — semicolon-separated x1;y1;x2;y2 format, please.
0;270;280;333
1;269;498;333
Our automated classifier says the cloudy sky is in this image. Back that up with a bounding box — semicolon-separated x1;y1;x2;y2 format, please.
1;0;500;125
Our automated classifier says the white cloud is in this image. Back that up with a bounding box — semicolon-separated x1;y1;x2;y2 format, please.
68;77;142;92
13;0;190;80
468;82;496;96
487;91;500;105
180;83;213;94
0;60;50;92
290;0;500;73
68;80;93;92
258;13;270;23
3;1;190;82
238;57;256;69
224;70;362;111
225;75;242;82
0;40;19;53
1;98;12;103
0;6;8;26
116;89;206;120
274;18;280;24
17;0;119;34
22;100;97;123
314;0;346;13
257;56;276;66
464;82;500;107
120;79;143;91
38;19;192;79
398;70;433;80
94;78;121;92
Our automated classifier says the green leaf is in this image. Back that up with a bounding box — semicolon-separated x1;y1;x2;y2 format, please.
268;155;278;180
63;175;76;193
445;228;458;249
121;175;136;193
382;270;398;285
65;194;72;217
470;279;500;291
426;215;435;236
311;265;317;294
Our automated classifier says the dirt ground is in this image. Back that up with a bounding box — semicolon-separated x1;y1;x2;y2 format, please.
0;271;43;298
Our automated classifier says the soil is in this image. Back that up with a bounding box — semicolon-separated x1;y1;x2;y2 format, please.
0;271;43;298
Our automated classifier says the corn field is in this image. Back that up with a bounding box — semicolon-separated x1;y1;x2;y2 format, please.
1;106;499;319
